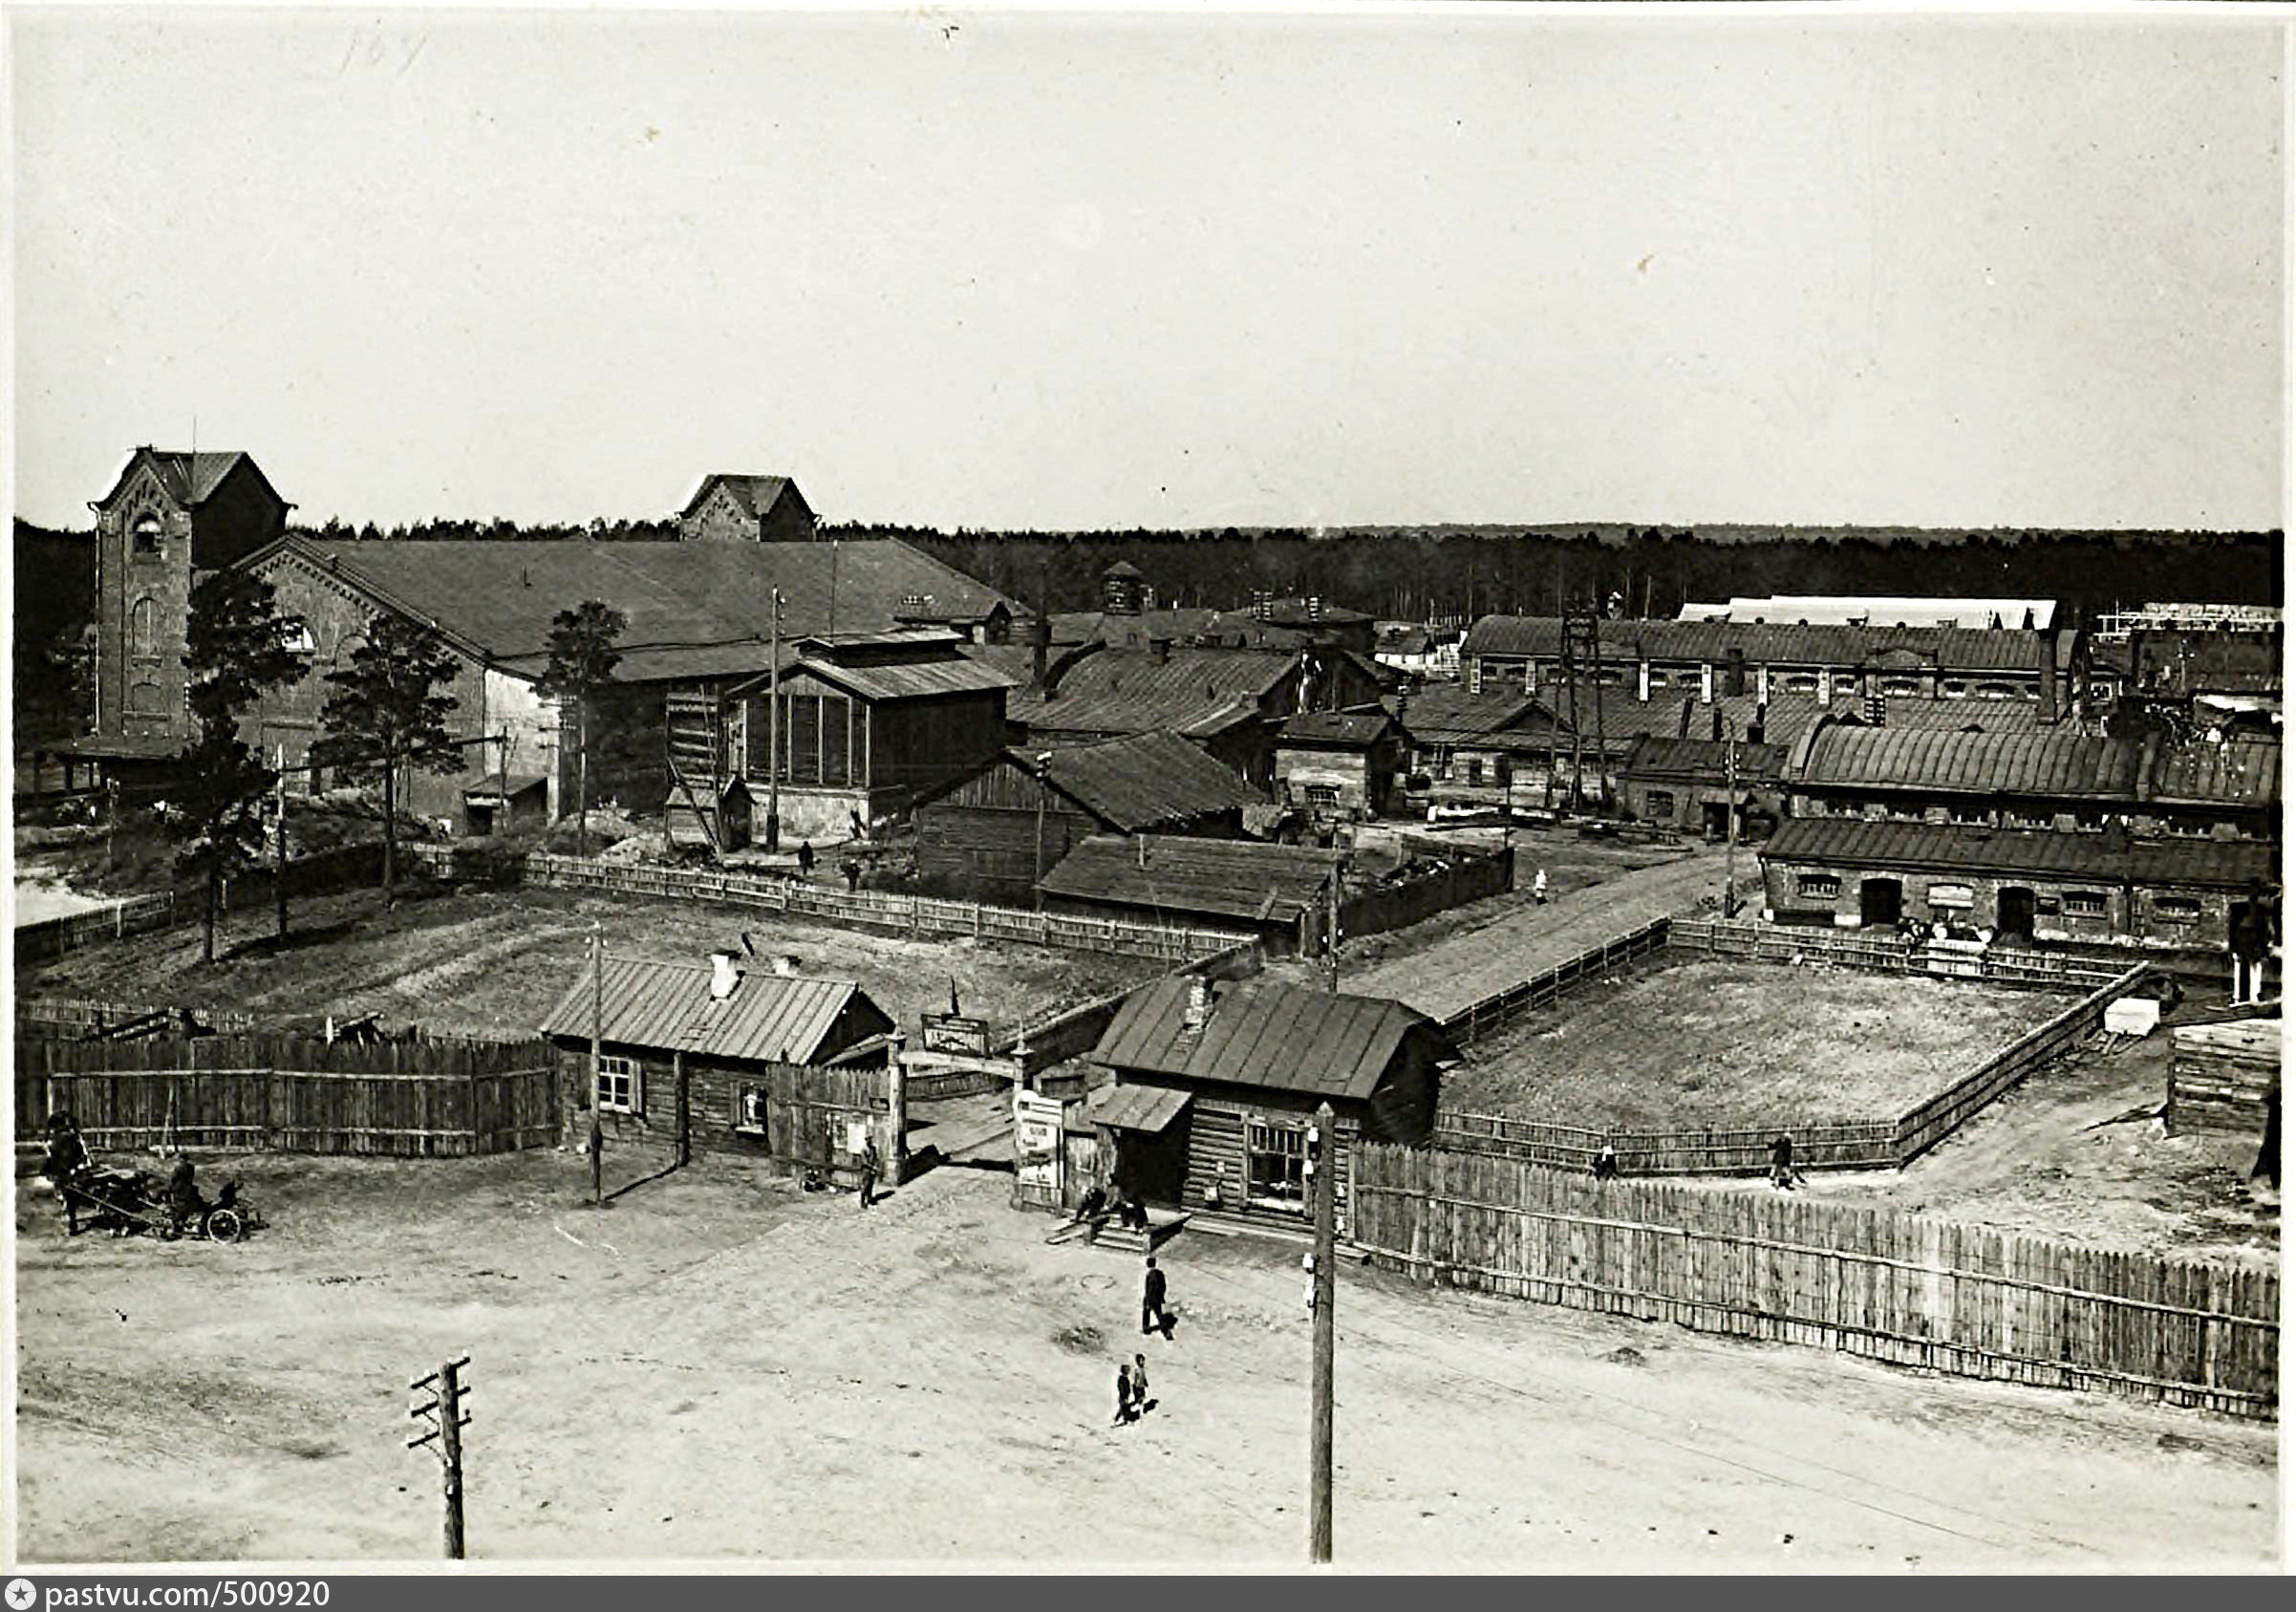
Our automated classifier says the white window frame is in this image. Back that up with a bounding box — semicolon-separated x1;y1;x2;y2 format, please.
2062;891;2108;917
595;1053;641;1114
2152;895;2202;923
1796;873;1842;899
1926;883;1976;910
1245;1118;1308;1212
1303;784;1341;810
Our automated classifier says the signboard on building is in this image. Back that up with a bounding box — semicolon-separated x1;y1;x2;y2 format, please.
1013;1089;1065;1210
921;1013;992;1057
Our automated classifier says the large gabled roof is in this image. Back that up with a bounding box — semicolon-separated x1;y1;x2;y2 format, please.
1006;646;1299;736
1021;732;1267;831
1462;614;2059;674
538;955;891;1064
1761;817;2280;892
247;535;1016;680
676;473;809;522
1091;976;1448;1102
1793;727;2134;798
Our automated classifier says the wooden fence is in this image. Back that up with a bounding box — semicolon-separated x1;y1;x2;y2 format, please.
1434;1111;1900;1176
1438;919;1671;1046
13;844;393;965
15;996;260;1040
1894;965;2150;1165
1341;845;1515;941
16;1035;559;1157
1667;917;2130;991
478;851;1251;964
1350;1145;2280;1420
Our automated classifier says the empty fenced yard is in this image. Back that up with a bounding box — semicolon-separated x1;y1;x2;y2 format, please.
1445;958;2072;1130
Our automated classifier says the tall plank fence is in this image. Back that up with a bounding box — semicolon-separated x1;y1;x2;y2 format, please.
1340;845;1514;941
1350;1145;2280;1420
16;1035;559;1157
13;844;391;965
1434;1112;1900;1175
448;850;1250;965
1437;919;1671;1046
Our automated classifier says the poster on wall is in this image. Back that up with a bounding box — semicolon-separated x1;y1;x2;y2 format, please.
1014;1090;1063;1208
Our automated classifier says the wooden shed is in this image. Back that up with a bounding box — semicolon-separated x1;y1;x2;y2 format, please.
911;732;1265;903
1085;975;1456;1233
2166;1018;2280;1138
1037;834;1344;955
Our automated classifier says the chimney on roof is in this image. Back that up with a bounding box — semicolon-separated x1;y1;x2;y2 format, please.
1150;637;1170;664
709;951;742;1000
1183;975;1212;1033
771;954;802;977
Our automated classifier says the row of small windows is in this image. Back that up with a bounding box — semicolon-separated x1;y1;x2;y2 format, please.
1790;877;2191;923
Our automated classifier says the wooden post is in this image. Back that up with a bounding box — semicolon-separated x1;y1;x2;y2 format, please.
1310;1099;1336;1565
1724;723;1738;918
439;1357;467;1559
589;924;604;1207
274;745;290;938
1325;868;1341;995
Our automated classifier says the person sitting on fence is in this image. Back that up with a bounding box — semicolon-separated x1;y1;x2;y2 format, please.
1770;1132;1799;1192
1591;1140;1620;1181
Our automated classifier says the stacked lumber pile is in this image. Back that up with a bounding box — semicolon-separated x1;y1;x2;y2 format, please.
2166;1018;2280;1137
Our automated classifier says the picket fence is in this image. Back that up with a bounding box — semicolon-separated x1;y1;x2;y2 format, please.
1350;1145;2280;1420
17;1034;559;1157
489;850;1252;963
1437;919;1671;1046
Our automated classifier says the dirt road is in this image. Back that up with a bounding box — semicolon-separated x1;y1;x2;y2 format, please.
15;1159;2275;1568
1323;838;1733;1020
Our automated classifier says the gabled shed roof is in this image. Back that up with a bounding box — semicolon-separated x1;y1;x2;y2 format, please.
538;956;891;1064
1038;834;1340;924
1091;976;1448;1102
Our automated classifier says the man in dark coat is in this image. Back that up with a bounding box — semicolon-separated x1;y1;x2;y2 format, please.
1113;1360;1136;1426
44;1115;90;1234
1770;1132;1797;1191
167;1157;206;1232
859;1137;882;1208
1142;1255;1171;1338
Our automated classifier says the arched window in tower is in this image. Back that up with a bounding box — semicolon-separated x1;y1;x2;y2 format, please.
130;596;160;659
132;511;164;554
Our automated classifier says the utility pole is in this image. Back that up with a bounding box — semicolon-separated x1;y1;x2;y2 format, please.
589;923;604;1207
1308;1101;1336;1564
407;1355;471;1559
1032;751;1051;912
1324;868;1341;994
765;588;783;854
274;744;290;938
1724;720;1738;919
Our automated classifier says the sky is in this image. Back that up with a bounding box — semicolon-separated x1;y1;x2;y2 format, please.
8;3;2287;532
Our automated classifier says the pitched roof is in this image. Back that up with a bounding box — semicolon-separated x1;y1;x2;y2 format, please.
1038;834;1341;924
257;536;1015;679
93;448;286;512
1395;685;1559;744
1277;710;1398;747
2147;738;2282;808
1761;817;2280;892
1007;647;1298;736
1091;976;1447;1102
1462;614;2057;673
538;956;891;1064
1684;596;2057;630
1622;736;1786;783
1032;732;1268;831
677;473;804;521
765;651;1019;703
1793;728;2134;798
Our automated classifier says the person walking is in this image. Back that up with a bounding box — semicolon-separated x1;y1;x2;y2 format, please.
1770;1132;1798;1192
841;857;864;892
859;1135;882;1208
1113;1359;1137;1426
1533;867;1549;905
1301;1250;1318;1312
1141;1255;1171;1338
43;1114;90;1235
1131;1353;1153;1416
796;840;816;876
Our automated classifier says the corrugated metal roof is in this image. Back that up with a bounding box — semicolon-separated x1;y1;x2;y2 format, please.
538;956;890;1064
2147;738;2282;807
266;537;1015;673
1091;976;1447;1102
1761;817;2280;891
1796;728;2129;797
1277;710;1397;746
1038;834;1340;923
1084;1083;1192;1132
1036;733;1268;830
1462;615;2055;673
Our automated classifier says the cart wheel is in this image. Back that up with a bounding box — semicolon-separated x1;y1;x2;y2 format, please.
204;1207;244;1243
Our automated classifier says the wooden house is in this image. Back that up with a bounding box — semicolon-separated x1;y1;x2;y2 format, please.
538;951;897;1171
912;732;1266;903
1274;709;1407;820
1084;975;1456;1231
1037;834;1344;955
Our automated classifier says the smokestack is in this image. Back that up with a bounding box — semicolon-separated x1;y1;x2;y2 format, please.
710;951;742;1000
1184;975;1211;1032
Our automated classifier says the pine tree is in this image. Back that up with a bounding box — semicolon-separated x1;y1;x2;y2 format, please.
534;600;629;858
311;613;464;908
